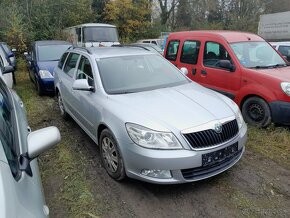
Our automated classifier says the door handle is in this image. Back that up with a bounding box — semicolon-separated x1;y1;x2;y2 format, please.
192;69;196;75
201;70;207;75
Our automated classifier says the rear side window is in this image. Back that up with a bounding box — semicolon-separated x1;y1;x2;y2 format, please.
166;40;180;61
278;46;290;56
58;52;69;69
180;41;201;64
63;53;80;77
203;41;232;68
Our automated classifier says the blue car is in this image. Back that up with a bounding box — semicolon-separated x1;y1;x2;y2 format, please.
25;40;72;95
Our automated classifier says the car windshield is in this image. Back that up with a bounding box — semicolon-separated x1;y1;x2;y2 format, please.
97;54;189;94
38;45;71;61
83;27;118;42
230;41;287;68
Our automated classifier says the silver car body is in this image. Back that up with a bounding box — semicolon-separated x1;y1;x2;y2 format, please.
0;78;60;217
0;47;13;88
54;47;247;184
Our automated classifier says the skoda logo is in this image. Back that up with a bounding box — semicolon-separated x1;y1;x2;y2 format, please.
214;123;222;133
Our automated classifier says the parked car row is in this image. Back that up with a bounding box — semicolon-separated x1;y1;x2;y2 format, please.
0;42;16;88
0;42;61;217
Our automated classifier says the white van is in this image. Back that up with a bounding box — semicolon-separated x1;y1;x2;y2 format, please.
64;23;120;48
137;38;163;48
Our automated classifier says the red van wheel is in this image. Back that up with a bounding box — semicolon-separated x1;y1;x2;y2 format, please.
242;97;271;128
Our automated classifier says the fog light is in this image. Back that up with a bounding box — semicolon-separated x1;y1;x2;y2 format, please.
141;169;172;179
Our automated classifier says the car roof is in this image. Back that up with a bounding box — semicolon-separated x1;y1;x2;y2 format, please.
169;30;264;43
68;23;116;28
71;47;156;59
34;40;72;46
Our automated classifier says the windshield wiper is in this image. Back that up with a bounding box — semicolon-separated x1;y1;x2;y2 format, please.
110;91;135;95
250;65;271;69
269;64;287;68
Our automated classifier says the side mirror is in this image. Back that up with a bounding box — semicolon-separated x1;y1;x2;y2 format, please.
7;52;14;58
19;126;61;176
72;79;94;91
180;67;188;76
2;65;14;74
217;60;236;72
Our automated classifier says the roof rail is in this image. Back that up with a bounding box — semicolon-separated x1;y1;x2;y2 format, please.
68;46;92;54
124;44;150;51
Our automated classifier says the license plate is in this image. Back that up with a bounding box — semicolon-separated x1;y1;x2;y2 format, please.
202;142;239;167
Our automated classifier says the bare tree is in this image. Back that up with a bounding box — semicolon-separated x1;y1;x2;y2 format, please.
157;0;179;26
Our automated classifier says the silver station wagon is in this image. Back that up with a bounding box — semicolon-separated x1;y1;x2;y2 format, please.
54;47;247;184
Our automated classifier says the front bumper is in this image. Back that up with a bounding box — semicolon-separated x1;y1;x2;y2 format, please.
39;78;55;94
269;101;290;125
120;124;247;184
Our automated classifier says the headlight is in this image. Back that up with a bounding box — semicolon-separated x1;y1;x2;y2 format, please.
235;109;244;129
281;82;290;96
125;123;182;149
39;70;53;79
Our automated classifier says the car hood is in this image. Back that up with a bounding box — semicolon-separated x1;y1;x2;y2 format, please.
37;61;58;75
109;83;236;131
249;66;290;81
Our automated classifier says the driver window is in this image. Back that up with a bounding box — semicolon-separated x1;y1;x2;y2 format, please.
76;56;94;86
0;88;20;179
203;42;232;68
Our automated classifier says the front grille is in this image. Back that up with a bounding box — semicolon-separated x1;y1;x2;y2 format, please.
181;147;242;180
183;119;239;149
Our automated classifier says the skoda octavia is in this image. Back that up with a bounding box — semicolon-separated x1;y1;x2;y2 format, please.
54;47;247;184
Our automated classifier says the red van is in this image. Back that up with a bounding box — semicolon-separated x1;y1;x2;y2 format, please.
164;31;290;127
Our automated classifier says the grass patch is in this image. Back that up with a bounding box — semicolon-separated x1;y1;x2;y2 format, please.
247;125;290;168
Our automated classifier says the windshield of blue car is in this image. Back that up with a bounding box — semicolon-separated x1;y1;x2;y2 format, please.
38;45;71;61
83;27;119;43
230;41;287;68
97;54;190;94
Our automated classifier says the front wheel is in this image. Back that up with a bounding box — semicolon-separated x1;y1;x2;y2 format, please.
242;97;271;127
99;129;126;181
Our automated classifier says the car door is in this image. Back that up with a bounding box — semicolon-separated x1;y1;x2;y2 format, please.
165;39;180;67
177;39;202;83
0;81;48;217
198;40;241;100
73;55;100;140
59;52;81;116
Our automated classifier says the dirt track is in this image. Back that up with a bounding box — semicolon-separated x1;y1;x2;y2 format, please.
16;71;289;218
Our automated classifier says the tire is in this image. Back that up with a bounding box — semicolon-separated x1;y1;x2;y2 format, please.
57;92;69;119
99;129;126;181
242;97;271;127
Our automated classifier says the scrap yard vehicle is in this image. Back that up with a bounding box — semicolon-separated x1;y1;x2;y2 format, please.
164;30;290;127
64;23;120;47
54;46;247;184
